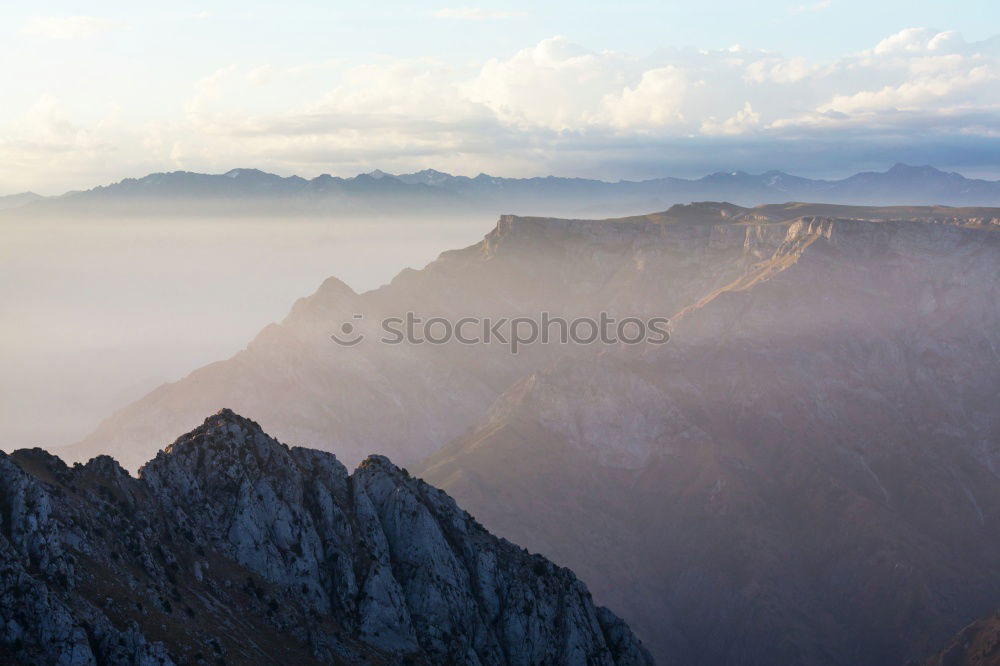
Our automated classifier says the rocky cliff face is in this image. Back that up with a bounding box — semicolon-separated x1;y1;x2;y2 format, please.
419;214;1000;665
0;409;651;665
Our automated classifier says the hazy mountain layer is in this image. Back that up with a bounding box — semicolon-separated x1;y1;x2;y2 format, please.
66;202;772;471
420;217;1000;664
0;192;42;211
0;409;651;665
63;202;1000;664
68;202;1000;473
8;163;1000;218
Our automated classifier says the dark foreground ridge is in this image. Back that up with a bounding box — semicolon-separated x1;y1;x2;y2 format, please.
0;409;652;665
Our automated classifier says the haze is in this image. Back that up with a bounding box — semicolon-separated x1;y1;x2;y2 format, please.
0;212;492;449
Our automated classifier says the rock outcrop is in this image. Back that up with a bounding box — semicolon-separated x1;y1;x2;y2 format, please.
0;409;651;665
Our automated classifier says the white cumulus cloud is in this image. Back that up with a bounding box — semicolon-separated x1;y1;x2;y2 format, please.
3;28;1000;191
702;102;761;135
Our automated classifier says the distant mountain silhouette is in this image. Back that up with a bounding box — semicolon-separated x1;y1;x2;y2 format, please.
0;191;43;211
7;164;1000;218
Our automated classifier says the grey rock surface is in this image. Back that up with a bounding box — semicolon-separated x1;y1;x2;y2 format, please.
0;410;652;665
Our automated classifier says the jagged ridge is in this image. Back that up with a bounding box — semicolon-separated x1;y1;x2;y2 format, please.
9;164;1000;218
0;409;651;665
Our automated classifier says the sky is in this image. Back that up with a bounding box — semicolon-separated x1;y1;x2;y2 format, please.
1;0;999;194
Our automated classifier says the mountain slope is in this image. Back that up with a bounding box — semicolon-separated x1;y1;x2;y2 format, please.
0;409;651;665
66;203;1000;473
64;202;779;471
417;216;1000;664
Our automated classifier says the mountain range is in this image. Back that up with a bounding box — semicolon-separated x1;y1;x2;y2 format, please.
0;191;43;211
5;164;1000;218
0;409;651;665
59;202;1000;665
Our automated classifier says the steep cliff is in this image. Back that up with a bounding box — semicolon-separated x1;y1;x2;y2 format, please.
419;213;1000;664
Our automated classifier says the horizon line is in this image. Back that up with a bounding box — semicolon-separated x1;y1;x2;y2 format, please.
3;161;990;200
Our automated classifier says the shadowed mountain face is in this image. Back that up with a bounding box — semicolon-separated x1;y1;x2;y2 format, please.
7;163;1000;218
0;410;651;666
62;202;1000;665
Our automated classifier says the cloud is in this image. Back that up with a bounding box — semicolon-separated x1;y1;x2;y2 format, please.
701;103;761;135
768;28;1000;131
0;96;135;192
873;27;953;54
246;65;277;86
816;65;998;114
745;57;815;84
465;37;635;130
434;8;526;20
168;31;1000;167
184;65;239;115
601;67;689;128
21;16;125;39
3;28;1000;192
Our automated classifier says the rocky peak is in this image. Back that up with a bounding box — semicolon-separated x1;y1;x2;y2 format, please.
1;411;652;665
160;407;281;458
142;408;295;485
281;275;360;327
